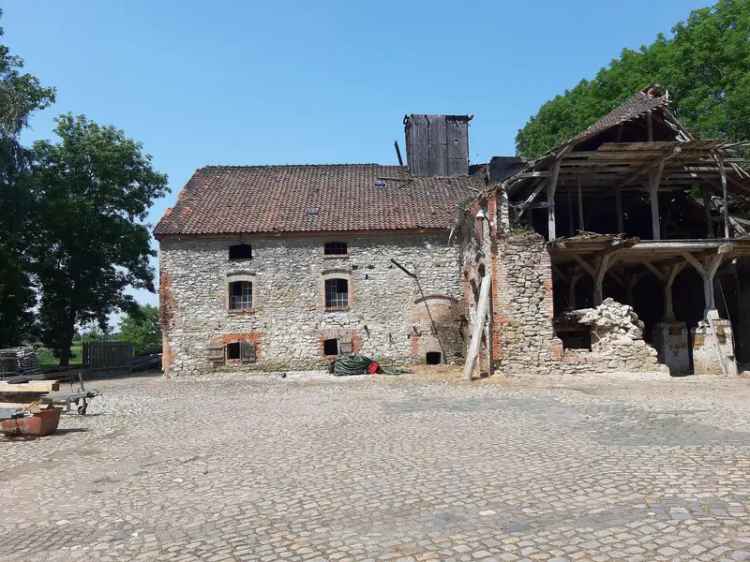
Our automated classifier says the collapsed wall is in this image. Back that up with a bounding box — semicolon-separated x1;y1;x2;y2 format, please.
489;232;666;375
558;298;665;375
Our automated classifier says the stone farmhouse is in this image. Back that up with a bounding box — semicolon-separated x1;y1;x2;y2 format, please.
155;88;750;377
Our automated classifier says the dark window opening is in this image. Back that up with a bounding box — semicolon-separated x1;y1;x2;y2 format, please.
426;352;442;365
325;278;349;310
324;241;348;255
240;341;257;364
226;342;241;360
229;244;252;260
229;281;252;310
323;338;339;355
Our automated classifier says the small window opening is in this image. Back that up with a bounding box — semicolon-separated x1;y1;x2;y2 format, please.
229;281;252;310
323;338;339;356
240;341;257;364
324;241;348;255
325;278;349;310
226;342;241;360
229;244;252;260
426;352;442;365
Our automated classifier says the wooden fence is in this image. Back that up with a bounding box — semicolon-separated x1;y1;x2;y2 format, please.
82;341;134;369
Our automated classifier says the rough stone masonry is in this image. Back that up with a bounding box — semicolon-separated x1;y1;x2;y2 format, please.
159;233;467;376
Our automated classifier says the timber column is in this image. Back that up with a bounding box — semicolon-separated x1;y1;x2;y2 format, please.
651;263;690;374
684;251;738;375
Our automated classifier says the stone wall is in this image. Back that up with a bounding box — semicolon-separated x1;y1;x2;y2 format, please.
159;232;466;376
492;232;560;375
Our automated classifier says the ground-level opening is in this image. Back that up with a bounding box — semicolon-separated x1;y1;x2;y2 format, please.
425;351;442;365
226;342;241;360
323;338;339;356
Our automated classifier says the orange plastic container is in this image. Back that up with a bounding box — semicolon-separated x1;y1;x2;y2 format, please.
1;407;61;437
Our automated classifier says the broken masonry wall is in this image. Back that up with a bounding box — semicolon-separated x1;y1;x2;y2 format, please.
159;233;467;376
492;232;560;375
159;264;177;375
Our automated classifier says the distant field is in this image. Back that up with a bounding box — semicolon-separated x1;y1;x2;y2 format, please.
36;343;83;369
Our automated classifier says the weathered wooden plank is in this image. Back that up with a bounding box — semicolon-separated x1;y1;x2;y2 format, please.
428;115;447;176
463;274;491;381
0;380;59;394
447;117;468;176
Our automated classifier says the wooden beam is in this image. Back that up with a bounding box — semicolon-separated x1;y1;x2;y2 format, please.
703;187;713;238
664;263;685;321
463;274;491;381
547;159;562;240
0;380;59;394
643;262;666;282
718;155;730;239
577;176;584;231
516;179;547;219
649;159;666;240
615;188;624;233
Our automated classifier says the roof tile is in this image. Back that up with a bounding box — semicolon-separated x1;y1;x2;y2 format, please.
154;164;485;237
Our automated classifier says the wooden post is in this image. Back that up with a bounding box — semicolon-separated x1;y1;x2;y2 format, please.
703;187;713;238
463;274;491;381
718;156;730;239
568;271;582;310
664;263;685;321
547;159;562;241
683;253;724;317
577;177;584;231
567;190;574;235
649;160;665;240
481;216;493;376
615;189;624;234
593;252;620;306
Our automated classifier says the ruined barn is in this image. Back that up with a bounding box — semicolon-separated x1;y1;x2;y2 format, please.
156;89;750;377
461;86;750;378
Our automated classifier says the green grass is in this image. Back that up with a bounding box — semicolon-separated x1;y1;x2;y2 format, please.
36;343;83;369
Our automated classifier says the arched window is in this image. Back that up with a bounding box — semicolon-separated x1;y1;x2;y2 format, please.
228;280;252;311
324;278;349;310
324;241;348;256
229;244;252;260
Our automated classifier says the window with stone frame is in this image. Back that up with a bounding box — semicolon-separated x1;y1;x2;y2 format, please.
324;278;349;311
228;280;253;311
228;244;252;260
324;241;348;256
225;340;257;364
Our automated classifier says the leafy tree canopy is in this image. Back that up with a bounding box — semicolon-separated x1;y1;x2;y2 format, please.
515;0;750;158
31;115;168;365
119;304;161;356
0;9;55;347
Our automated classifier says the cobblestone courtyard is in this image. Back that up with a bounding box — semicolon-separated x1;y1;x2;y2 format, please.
3;370;750;562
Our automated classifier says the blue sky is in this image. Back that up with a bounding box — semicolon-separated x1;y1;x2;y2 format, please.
5;0;711;314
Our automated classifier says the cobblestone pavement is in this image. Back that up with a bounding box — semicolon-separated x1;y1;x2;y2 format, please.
3;370;750;562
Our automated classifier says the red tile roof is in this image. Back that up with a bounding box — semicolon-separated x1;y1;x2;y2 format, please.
154;164;485;237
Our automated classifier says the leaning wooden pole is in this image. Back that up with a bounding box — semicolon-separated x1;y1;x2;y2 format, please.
463;274;491;381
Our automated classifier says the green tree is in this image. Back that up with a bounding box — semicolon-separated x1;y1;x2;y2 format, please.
0;10;55;346
30;115;168;365
119;304;161;355
516;0;750;158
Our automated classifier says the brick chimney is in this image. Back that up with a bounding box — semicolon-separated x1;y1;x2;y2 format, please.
403;114;471;177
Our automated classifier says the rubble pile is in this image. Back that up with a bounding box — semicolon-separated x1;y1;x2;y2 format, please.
577;298;645;346
560;298;665;374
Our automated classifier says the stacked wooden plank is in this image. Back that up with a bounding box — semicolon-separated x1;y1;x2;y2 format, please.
0;347;40;378
0;379;59;411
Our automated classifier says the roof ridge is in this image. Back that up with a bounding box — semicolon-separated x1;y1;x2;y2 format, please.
199;163;403;170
